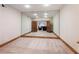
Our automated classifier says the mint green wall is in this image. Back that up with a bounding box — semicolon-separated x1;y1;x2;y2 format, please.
53;13;60;36
21;14;32;34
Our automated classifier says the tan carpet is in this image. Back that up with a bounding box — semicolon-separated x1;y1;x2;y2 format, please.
24;31;57;37
0;37;74;54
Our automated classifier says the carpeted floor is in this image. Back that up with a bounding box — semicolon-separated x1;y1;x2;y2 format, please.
0;31;74;54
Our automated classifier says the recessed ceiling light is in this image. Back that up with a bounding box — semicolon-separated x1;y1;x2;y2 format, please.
44;15;48;18
24;5;31;8
33;13;38;16
43;4;50;7
36;16;39;18
44;13;48;16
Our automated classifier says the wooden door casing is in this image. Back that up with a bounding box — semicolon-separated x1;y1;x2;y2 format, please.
47;21;51;32
32;21;37;32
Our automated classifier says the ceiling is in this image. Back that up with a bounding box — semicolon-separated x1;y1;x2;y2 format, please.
7;4;64;19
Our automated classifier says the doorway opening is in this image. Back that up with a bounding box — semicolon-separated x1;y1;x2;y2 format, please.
38;20;47;31
32;20;52;32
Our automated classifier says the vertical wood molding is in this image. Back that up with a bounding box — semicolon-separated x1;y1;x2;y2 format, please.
47;21;52;32
32;21;37;32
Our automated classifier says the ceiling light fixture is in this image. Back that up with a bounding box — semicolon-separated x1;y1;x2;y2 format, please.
43;4;50;7
33;13;38;16
44;13;48;18
44;13;48;16
44;15;48;18
24;5;31;8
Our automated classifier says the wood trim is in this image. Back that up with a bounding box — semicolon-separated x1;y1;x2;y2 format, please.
32;21;37;32
53;32;61;39
21;31;59;39
0;32;32;47
0;31;77;54
60;38;78;54
53;32;78;54
47;21;52;32
21;32;32;37
0;35;21;47
21;36;59;39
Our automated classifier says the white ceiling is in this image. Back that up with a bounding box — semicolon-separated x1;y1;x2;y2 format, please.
7;4;64;19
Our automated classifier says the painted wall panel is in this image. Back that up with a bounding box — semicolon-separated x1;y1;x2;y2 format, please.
0;5;21;44
21;14;32;34
60;5;79;53
53;12;60;35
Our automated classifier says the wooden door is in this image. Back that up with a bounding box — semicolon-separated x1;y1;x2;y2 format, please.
32;21;37;32
47;21;51;32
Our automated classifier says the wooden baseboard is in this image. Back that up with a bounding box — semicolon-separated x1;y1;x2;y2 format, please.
60;38;78;54
53;32;78;54
0;35;21;47
53;32;60;39
22;36;59;39
21;31;59;39
0;32;31;47
21;32;32;37
0;31;78;54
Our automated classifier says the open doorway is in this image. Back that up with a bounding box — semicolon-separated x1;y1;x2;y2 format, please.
32;20;52;32
38;20;47;31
